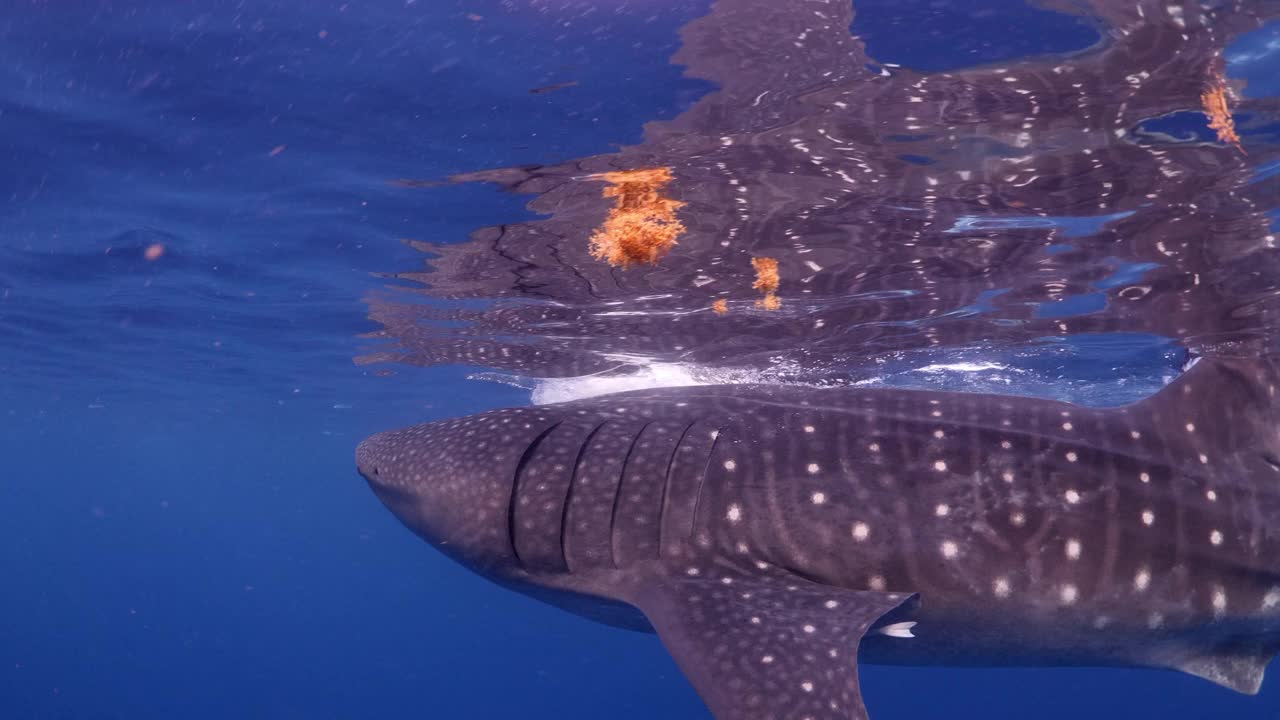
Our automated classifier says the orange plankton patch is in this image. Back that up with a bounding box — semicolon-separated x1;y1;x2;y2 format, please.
711;298;729;314
144;243;165;261
587;167;686;268
1201;75;1244;154
751;256;781;310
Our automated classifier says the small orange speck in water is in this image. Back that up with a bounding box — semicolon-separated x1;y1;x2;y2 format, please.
467;13;483;21
751;256;781;310
587;167;686;268
755;293;781;310
1201;74;1244;154
318;30;329;39
144;244;165;261
751;257;779;292
269;144;287;157
712;298;729;314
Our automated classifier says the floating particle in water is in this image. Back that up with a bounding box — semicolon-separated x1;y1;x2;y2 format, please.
144;244;165;261
755;293;781;311
752;256;781;310
712;298;729;314
587;167;686;268
529;80;580;95
1201;74;1244;154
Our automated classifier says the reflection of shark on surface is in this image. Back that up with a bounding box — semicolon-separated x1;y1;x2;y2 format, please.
356;0;1280;716
359;352;1280;719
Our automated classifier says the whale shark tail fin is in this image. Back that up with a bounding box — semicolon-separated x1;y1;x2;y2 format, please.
627;572;918;720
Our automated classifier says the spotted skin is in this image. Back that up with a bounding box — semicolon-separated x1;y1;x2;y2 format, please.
358;354;1280;719
356;0;1280;716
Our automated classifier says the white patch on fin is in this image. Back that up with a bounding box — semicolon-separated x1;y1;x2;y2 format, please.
1178;652;1272;695
877;621;917;639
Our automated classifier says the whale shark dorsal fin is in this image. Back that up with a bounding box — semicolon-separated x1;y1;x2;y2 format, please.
629;573;918;720
1130;353;1280;453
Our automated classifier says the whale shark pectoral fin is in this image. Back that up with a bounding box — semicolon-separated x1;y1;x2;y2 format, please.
629;574;918;720
1177;649;1274;695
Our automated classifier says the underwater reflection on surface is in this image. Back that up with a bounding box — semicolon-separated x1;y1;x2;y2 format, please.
365;0;1280;408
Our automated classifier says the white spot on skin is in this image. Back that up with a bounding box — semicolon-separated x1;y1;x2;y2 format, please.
1060;584;1079;605
1135;568;1151;591
868;575;886;591
1065;489;1081;504
811;492;826;505
1010;511;1026;527
1140;472;1151;484
726;504;742;523
1065;539;1082;560
761;655;775;664
934;503;950;517
803;425;815;433
1210;529;1224;546
824;600;839;609
933;460;948;472
1205;490;1218;502
801;681;814;693
1212;587;1227;615
807;463;821;475
723;460;737;471
941;541;959;559
803;624;816;634
1263;588;1280;610
1142;509;1155;526
993;577;1011;598
852;522;871;541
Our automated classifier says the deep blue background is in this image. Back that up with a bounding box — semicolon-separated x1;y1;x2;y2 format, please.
1;1;1278;718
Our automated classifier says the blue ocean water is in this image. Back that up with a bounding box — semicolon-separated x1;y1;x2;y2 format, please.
2;1;1278;718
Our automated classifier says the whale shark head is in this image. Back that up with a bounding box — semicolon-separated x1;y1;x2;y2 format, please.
357;420;526;574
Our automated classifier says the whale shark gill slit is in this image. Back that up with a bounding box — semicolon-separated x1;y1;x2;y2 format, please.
656;420;699;559
509;421;563;572
610;421;654;570
562;421;608;574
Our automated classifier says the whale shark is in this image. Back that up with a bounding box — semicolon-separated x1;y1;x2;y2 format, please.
355;0;1280;716
357;352;1280;718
